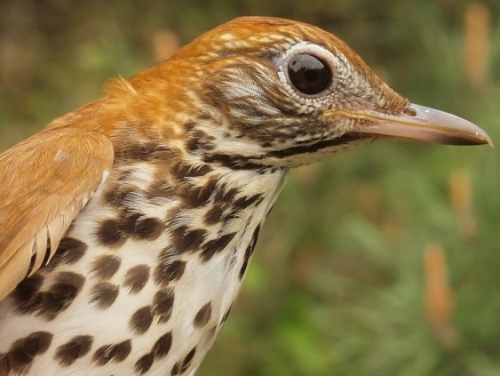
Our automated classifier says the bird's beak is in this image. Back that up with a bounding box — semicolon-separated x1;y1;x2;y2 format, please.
326;103;493;146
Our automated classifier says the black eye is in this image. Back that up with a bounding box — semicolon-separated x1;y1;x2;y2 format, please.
288;54;332;95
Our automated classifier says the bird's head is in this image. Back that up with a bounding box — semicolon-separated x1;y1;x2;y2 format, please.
125;17;491;169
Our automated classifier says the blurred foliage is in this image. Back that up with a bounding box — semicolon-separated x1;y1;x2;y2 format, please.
1;0;499;375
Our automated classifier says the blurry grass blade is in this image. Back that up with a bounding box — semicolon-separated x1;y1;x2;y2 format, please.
463;2;491;91
449;170;477;241
423;244;460;349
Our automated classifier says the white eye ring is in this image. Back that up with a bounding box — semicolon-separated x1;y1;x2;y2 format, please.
276;42;339;98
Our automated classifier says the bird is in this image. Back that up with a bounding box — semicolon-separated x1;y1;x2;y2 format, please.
0;16;491;376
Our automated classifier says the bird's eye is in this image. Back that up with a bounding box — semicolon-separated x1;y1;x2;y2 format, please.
288;54;332;95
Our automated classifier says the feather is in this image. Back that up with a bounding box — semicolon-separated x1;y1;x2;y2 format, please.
0;129;114;299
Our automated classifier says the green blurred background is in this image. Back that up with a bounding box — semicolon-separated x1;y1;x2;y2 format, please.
1;1;499;375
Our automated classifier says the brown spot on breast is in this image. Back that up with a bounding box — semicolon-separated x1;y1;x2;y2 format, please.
91;255;121;281
171;347;196;375
183;121;196;131
148;181;176;200
124;265;150;293
135;353;154;374
200;232;236;262
186;131;215;152
152;332;172;359
0;332;53;375
46;237;88;271
197;114;211;121
12;272;84;320
95;219;126;248
118;214;163;241
233;193;263;210
0;354;8;375
89;282;119;309
213;186;239;203
239;225;260;279
133;217;163;240
54;335;93;367
154;258;186;286
130;306;153;335
93;340;132;365
193;302;212;328
152;289;174;323
103;188;133;208
170;226;206;253
119;213;141;234
202;153;263;170
132;331;172;375
184;346;197;366
17;331;53;356
11;275;44;314
40;272;86;320
172;162;213;180
203;206;224;225
179;176;218;208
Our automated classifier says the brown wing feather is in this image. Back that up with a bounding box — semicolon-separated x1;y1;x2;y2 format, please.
0;128;114;299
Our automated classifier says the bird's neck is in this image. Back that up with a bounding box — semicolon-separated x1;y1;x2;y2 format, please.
98;140;288;271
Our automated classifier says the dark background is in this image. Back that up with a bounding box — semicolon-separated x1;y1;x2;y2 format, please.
1;1;499;375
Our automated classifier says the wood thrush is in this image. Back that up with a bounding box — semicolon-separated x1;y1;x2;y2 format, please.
0;16;491;376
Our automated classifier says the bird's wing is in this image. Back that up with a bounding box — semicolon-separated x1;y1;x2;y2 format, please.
0;128;114;300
